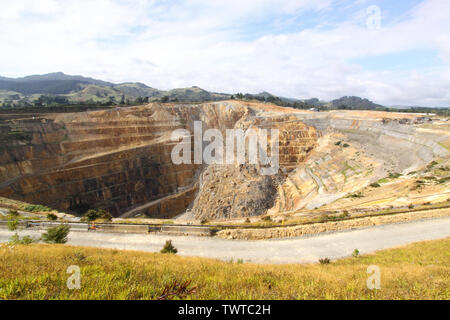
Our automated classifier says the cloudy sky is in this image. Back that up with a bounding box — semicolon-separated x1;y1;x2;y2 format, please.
1;0;450;107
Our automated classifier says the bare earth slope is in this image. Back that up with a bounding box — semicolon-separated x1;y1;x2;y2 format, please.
0;101;448;220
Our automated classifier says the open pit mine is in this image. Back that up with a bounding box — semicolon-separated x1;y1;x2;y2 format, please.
0;101;449;223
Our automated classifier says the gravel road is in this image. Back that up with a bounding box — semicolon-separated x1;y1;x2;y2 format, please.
1;217;449;264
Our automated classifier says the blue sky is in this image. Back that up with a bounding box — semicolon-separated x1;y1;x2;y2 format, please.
1;0;449;107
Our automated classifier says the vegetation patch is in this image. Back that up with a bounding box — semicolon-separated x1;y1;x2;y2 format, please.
160;240;178;254
24;204;52;213
82;209;113;222
0;238;448;299
346;192;364;199
41;225;70;244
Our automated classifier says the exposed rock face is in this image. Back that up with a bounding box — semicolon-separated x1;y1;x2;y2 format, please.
0;103;245;216
0;105;202;216
0;103;447;220
269;110;449;213
190;113;318;220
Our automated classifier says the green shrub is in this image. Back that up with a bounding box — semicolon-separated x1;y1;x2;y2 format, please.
261;216;272;222
8;233;20;245
160;240;177;254
352;249;360;258
335;141;342;146
41;224;70;244
47;213;57;221
343;143;350;148
8;233;35;245
370;182;381;188
84;209;99;221
97;209;113;222
7;219;19;231
83;209;113;222
319;258;331;264
21;236;34;245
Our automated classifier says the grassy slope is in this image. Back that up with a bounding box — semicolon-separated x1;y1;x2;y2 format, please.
0;238;448;300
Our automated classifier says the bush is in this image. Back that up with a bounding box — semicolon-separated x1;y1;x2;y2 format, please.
41;224;70;244
83;209;113;222
261;216;272;222
84;209;99;221
200;218;209;225
408;204;414;209
352;249;360;258
319;258;331;265
9;233;34;245
21;236;34;245
370;182;381;188
160;240;177;254
7;219;19;231
47;213;57;221
343;143;350;148
97;209;113;222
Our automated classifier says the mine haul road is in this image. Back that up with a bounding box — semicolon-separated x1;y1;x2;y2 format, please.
1;217;449;264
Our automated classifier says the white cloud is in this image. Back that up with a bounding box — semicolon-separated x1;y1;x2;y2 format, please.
0;0;449;106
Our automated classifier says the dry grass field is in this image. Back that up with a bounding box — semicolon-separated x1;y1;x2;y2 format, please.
0;238;449;300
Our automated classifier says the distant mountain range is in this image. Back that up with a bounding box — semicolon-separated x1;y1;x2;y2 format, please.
0;72;446;112
0;72;230;106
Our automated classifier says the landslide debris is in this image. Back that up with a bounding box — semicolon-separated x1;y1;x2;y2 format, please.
191;164;284;220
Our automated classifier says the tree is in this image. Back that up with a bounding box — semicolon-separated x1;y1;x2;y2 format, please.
7;218;19;231
41;224;70;244
160;240;178;254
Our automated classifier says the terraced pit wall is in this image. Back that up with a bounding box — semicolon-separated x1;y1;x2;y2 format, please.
0;105;205;217
298;112;448;171
1;104;446;220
